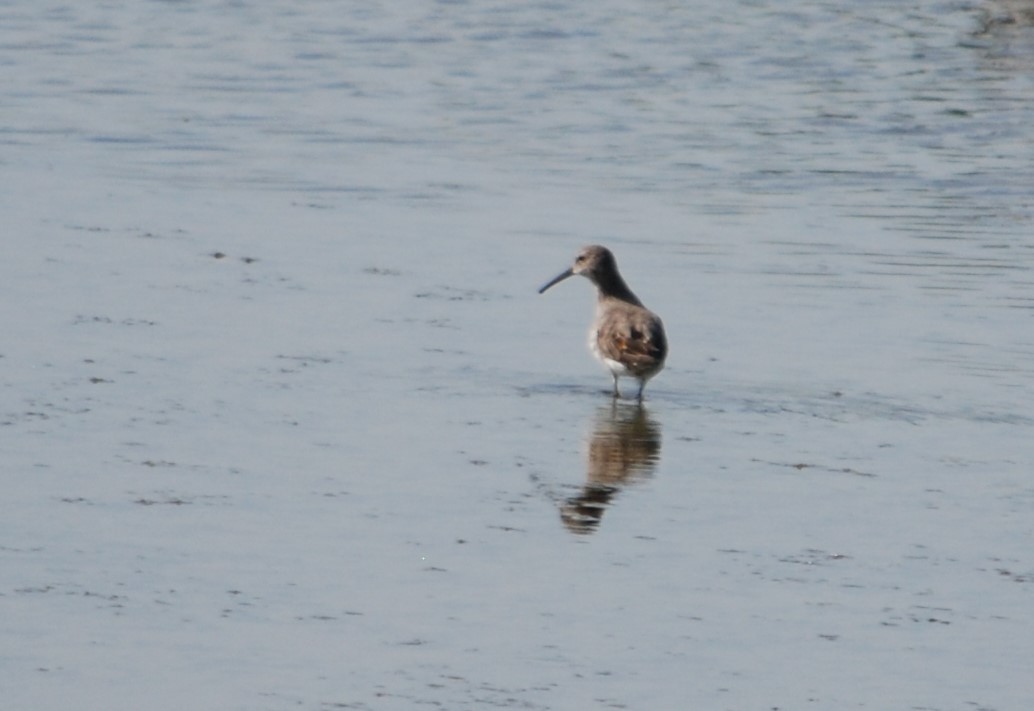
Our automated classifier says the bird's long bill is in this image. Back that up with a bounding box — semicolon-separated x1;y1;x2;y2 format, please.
538;268;574;294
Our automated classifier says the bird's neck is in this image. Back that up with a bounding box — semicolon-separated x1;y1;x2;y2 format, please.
594;271;644;307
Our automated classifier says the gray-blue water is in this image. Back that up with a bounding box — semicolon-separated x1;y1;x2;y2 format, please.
3;2;1033;709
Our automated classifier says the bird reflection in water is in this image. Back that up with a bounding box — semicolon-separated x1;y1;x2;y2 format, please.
561;401;662;534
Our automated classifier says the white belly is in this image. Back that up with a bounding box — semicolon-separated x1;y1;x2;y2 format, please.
589;327;632;378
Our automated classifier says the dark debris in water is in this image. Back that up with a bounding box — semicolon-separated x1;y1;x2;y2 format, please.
72;315;157;327
15;585;55;594
276;354;336;365
755;458;877;478
414;285;500;301
362;266;402;276
997;568;1034;583
210;251;258;263
134;496;190;506
779;549;851;566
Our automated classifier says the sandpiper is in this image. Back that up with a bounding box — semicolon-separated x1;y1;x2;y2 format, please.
539;245;668;401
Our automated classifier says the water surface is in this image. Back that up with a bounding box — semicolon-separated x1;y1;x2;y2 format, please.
2;1;1033;709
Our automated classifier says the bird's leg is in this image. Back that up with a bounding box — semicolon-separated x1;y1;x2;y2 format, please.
635;379;645;402
611;373;621;399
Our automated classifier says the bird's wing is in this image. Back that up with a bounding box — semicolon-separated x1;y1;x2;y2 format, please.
596;307;667;374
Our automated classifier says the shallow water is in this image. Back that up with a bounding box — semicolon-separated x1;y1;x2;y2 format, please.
3;1;1034;709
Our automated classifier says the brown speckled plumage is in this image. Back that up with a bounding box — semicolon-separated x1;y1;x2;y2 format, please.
539;245;667;400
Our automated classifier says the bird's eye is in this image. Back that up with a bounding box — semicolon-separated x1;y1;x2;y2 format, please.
576;255;585;262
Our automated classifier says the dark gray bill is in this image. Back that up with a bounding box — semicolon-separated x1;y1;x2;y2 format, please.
538;268;574;294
